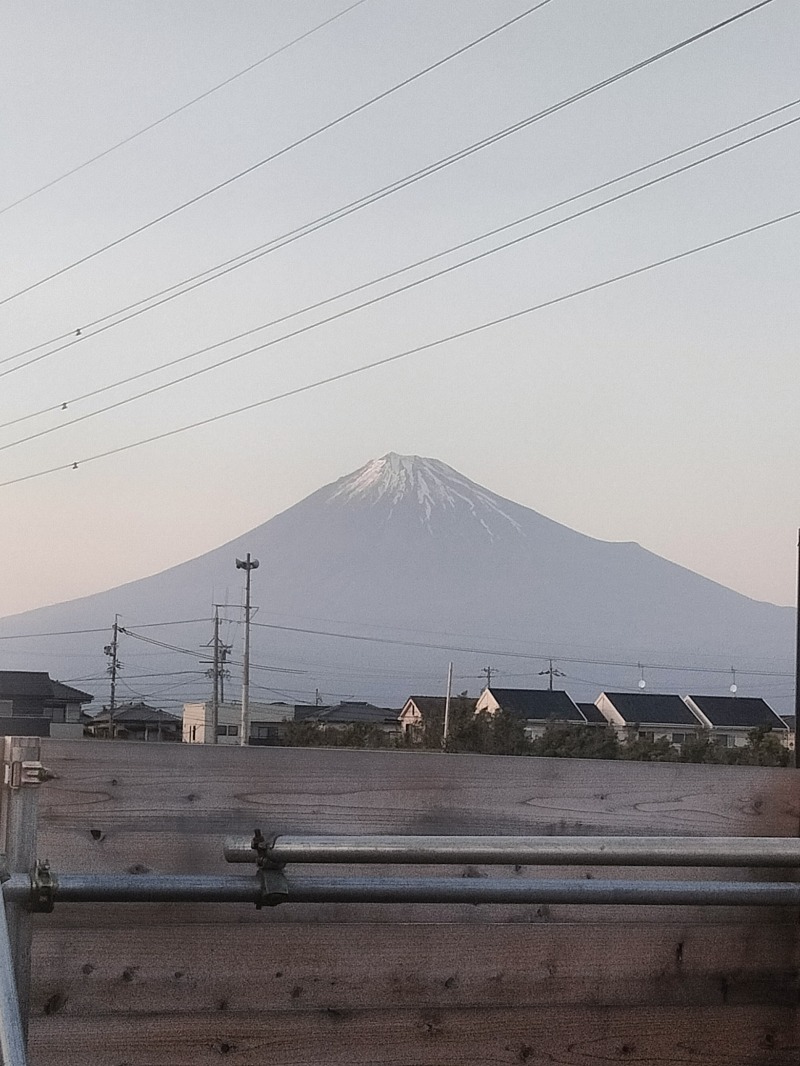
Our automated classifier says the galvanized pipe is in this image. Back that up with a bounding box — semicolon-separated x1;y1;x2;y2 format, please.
0;889;29;1066
3;872;800;908
223;833;800;868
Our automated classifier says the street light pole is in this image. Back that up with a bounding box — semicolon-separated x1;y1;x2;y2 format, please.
236;554;259;747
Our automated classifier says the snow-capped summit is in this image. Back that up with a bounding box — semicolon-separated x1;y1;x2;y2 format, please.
326;452;522;537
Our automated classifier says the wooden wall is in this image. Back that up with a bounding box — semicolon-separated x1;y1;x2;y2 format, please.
26;741;800;1065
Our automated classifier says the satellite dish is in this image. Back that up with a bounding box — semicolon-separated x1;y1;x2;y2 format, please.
730;684;737;694
638;679;646;690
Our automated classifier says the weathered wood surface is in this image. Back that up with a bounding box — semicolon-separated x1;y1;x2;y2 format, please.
29;1005;799;1066
30;922;800;1017
26;741;800;1066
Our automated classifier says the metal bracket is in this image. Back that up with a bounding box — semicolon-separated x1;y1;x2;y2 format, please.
28;861;57;913
3;761;54;790
251;828;284;870
255;867;289;909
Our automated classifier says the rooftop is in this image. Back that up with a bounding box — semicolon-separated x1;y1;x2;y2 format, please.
600;692;699;726
687;695;788;730
488;688;584;722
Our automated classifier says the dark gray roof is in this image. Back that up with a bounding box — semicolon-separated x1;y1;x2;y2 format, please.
488;688;584;722
49;681;94;704
782;715;796;730
576;702;609;725
94;702;180;724
311;701;400;725
407;696;477;715
0;672;53;699
602;692;699;726
687;695;788;730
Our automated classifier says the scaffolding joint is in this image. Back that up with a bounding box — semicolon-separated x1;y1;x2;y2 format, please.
255;867;288;909
28;861;56;913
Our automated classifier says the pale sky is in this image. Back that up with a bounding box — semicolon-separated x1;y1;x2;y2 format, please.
1;0;799;620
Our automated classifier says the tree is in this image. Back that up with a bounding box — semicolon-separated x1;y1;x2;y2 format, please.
530;723;620;760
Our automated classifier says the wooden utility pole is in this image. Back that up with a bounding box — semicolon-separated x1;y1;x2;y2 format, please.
236;554;260;747
795;529;800;769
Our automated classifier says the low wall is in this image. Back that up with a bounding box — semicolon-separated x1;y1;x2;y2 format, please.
27;740;800;1065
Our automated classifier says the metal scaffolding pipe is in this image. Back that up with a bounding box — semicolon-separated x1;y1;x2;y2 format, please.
223;833;800;868
3;872;800;908
0;889;29;1066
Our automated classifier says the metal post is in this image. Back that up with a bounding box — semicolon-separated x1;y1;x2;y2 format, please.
212;607;220;745
795;527;800;768
0;888;28;1066
442;662;453;750
236;553;259;747
1;737;42;1047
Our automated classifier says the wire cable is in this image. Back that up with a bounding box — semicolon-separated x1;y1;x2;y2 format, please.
0;0;777;374
2;201;797;491
0;0;555;310
2;106;797;450
0;0;370;217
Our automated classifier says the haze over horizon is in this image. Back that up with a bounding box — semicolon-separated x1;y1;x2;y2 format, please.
1;1;798;618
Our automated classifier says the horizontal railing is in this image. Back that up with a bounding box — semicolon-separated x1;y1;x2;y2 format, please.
223;833;800;867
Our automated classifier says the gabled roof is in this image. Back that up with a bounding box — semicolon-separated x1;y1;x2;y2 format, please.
687;695;788;730
601;692;699;726
405;696;477;715
0;672;53;698
576;702;608;725
488;688;584;722
94;702;180;724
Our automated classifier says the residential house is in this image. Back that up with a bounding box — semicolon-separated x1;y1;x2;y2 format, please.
399;695;478;742
781;715;796;751
683;695;790;749
87;702;181;742
299;701;402;736
182;700;296;745
0;671;93;738
594;692;701;745
475;687;585;739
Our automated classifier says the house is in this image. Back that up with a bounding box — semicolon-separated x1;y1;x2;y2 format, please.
476;687;585;739
683;695;790;749
781;715;796;751
87;702;181;742
0;671;93;738
182;700;296;745
299;701;402;735
595;692;701;745
399;695;478;741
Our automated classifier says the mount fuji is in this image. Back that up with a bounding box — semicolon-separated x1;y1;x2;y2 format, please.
0;453;792;710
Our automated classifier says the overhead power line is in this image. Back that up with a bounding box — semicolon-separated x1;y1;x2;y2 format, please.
2;105;797;449
0;617;209;640
0;0;370;217
0;0;776;372
2;200;797;491
0;0;555;310
245;620;794;679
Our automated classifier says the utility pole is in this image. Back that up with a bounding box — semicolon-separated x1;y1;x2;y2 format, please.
236;553;260;748
200;607;231;744
103;615;122;735
482;665;493;689
538;658;565;691
442;661;453;751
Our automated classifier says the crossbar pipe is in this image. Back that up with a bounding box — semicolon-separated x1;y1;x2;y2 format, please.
224;833;800;868
4;872;800;908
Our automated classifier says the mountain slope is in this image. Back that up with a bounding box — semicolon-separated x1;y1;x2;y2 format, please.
0;453;792;709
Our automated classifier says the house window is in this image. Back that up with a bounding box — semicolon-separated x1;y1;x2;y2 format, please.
216;724;239;737
672;733;687;745
253;724;279;740
715;734;731;748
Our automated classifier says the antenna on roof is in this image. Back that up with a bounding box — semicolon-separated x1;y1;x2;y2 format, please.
730;667;737;696
637;663;646;690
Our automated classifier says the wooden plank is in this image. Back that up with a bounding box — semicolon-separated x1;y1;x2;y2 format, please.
39;743;800;857
29;922;800;1018
28;1004;799;1066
